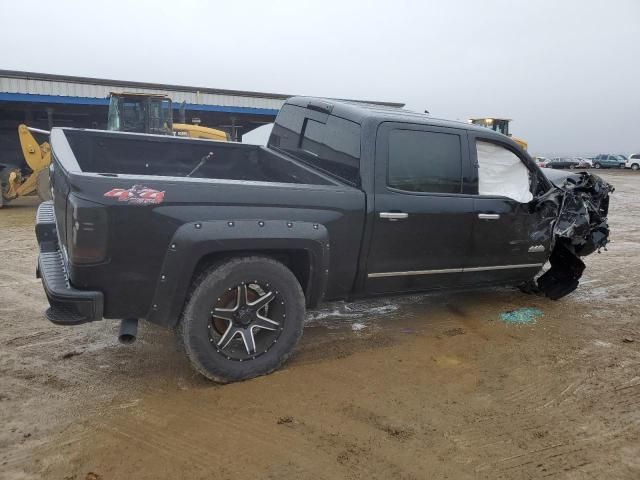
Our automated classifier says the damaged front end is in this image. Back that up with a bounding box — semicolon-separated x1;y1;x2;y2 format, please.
534;171;613;300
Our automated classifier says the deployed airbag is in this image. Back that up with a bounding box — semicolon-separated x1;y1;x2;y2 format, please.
477;141;533;203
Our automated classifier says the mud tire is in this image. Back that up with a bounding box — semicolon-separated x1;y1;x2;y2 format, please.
179;256;305;383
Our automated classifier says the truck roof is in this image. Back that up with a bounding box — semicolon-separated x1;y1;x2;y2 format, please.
286;96;494;135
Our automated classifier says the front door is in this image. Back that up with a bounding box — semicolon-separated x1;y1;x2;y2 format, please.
464;136;551;285
365;123;475;294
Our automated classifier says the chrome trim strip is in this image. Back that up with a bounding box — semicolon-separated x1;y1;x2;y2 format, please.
368;267;464;278
367;263;544;278
462;263;544;272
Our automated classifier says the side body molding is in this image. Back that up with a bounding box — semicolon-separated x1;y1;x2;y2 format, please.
145;220;330;327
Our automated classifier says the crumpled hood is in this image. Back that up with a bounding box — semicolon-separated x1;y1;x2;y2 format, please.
533;171;613;299
541;168;579;187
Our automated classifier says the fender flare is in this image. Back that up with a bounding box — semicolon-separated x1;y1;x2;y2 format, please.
145;219;330;327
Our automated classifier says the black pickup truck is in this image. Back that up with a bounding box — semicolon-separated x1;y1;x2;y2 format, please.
36;97;612;382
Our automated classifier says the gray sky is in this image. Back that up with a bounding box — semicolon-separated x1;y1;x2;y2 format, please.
1;0;639;155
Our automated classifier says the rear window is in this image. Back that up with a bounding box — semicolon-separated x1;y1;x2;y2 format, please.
269;104;361;186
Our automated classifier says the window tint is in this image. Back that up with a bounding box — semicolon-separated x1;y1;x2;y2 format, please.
269;104;305;149
269;104;361;185
387;129;462;193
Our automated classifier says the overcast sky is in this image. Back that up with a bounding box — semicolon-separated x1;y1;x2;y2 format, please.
1;0;638;155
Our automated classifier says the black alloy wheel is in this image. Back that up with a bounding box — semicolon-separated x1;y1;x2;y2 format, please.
209;282;283;361
180;256;305;382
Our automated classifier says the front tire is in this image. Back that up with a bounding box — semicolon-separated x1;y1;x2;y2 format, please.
594;163;601;169
180;256;305;383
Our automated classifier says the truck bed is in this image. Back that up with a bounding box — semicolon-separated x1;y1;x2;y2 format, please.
46;127;366;322
62;128;336;185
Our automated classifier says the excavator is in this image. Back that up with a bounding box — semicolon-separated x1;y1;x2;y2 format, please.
1;92;228;206
469;117;528;151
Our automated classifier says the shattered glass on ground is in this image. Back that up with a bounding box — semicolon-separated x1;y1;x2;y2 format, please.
499;307;544;325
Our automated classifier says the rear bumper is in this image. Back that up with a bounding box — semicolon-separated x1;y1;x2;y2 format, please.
36;201;103;325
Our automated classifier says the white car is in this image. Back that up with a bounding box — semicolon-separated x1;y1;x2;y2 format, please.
626;153;640;171
576;157;593;167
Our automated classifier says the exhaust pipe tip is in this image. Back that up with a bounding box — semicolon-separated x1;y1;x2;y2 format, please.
118;318;138;345
119;333;136;345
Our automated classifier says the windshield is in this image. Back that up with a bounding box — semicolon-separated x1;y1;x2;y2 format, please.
472;119;510;136
106;95;172;134
148;98;172;135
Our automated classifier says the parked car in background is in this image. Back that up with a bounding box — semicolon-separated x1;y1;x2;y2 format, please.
534;156;549;167
548;157;581;169
626;153;640;170
592;154;626;169
573;157;592;168
580;157;593;167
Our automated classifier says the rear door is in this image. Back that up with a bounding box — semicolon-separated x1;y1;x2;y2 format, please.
365;122;475;294
463;135;549;285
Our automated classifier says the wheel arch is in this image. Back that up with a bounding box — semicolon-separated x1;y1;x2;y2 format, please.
145;220;330;328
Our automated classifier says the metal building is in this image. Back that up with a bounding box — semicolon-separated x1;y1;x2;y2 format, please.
0;69;404;168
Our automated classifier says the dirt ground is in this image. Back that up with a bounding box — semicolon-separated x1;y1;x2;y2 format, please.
1;170;638;480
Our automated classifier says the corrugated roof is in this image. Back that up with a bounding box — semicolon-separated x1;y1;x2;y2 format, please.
0;70;405;110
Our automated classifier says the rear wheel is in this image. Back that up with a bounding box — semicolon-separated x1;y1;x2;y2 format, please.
180;256;305;382
631;163;640;171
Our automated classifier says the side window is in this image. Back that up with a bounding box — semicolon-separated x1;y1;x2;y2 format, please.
476;140;533;203
388;129;462;194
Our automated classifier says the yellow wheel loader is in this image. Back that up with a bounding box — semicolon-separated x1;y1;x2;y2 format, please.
0;125;51;207
1;93;228;207
107;92;229;141
469;117;528;151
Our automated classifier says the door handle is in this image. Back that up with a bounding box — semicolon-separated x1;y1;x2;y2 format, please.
478;213;500;220
380;212;409;221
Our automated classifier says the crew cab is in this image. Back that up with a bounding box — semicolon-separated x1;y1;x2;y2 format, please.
36;97;612;382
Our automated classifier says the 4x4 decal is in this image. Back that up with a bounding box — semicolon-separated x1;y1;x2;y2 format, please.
104;185;165;205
